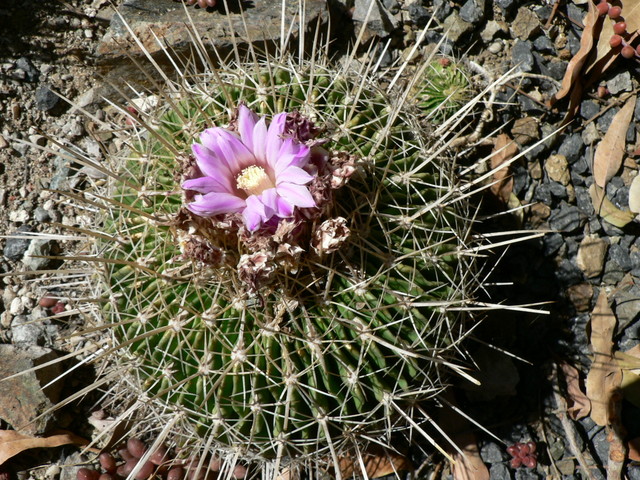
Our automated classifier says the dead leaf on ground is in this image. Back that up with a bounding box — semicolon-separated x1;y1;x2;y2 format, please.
558;361;591;420
489;134;518;203
0;430;90;465
450;433;490;480
593;95;637;188
589;183;635;228
614;345;640;409
585;289;623;426
629;175;640;213
335;446;412;479
553;1;599;102
628;437;640;462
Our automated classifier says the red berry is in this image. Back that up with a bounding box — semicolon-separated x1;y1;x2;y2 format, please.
596;1;610;15
608;5;622;18
506;445;519;456
523;456;537;468
127;437;147;458
51;301;65;314
519;443;530;455
613;21;627;34
510;457;523;469
610;34;623;47
99;453;117;474
526;441;537;453
621;45;636;58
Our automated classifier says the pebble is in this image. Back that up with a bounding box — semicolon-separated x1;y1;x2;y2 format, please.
9;297;24;315
480;441;506;463
606;71;633;95
511;7;540;40
544;154;570;186
9;210;30;223
481;20;505;43
15;57;39;82
511;117;539;145
3;225;34;261
488;41;503;54
581;122;600;145
35;84;62;112
580;100;599;120
511;40;535;73
489;463;511;480
432;0;452;21
407;4;429;27
459;0;485;24
567;283;594;312
23;239;59;271
557;134;584;164
495;0;517;17
34;207;52;223
533;34;555;54
576;235;608;278
443;11;473;44
597;107;618;133
549;202;584;232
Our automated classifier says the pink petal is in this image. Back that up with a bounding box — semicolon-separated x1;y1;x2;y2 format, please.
276;183;316;209
259;188;278;218
182;175;232;194
251;118;268;163
265;113;287;167
200;129;254;173
277;166;314;186
187;192;246;216
276;196;294;217
242;195;268;231
238;105;259;154
192;143;233;179
274;139;310;174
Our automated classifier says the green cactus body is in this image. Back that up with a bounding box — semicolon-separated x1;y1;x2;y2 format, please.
100;62;474;462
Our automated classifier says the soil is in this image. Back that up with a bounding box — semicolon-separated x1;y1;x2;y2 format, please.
1;1;640;480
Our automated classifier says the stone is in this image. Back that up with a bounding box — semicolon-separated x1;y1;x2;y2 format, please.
0;344;62;434
609;243;632;272
489;463;511;480
97;0;328;76
443;11;473;44
606;71;632;95
352;0;400;40
557;133;584;164
407;4;429;27
432;0;452;22
23;239;60;271
529;202;550;227
35;85;62;113
545;154;570;186
511;116;539;145
511;7;540;40
580;100;599;120
567;283;594;312
3;225;34;261
480;441;506;463
15;57;39;82
34;207;52;223
480;20;505;43
611;279;640;330
11;315;58;346
459;0;485;24
549;202;584;232
581;121;600;145
511;40;535;73
533;34;555;53
597;107;618;133
495;0;517;17
577;235;608;278
543;232;563;256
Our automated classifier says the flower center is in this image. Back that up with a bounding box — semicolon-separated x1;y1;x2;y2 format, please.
236;165;275;196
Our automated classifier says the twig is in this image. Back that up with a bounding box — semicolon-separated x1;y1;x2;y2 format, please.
552;363;600;480
544;0;562;30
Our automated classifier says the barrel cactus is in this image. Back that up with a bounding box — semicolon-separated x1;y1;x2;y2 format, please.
50;9;491;480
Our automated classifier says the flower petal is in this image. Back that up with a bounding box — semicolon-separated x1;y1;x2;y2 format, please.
182;175;232;194
187;192;246;216
277;166;314;186
277;183;316;209
265;113;287;167
243;195;268;231
274;139;310;174
276;196;294;217
259;188;279;218
200;128;255;173
251;117;268;164
192;143;233;179
238;105;259;154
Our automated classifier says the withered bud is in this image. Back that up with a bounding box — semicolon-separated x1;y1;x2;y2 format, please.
237;251;275;291
312;217;350;256
328;152;358;189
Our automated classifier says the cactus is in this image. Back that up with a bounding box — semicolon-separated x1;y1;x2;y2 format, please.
36;5;509;479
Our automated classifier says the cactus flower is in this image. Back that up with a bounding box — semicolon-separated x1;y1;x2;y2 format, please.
182;105;316;231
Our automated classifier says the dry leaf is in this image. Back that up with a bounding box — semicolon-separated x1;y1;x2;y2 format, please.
593;95;637;188
335;446;412;479
559;361;591;420
0;430;89;465
450;433;490;480
615;345;640;409
629;174;640;213
490;134;518;203
553;1;599;102
628;437;640;462
585;289;622;426
589;183;635;228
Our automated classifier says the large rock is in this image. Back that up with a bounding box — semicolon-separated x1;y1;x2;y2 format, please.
97;0;328;65
0;345;63;435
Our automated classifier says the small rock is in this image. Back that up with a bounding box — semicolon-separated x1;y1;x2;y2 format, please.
23;239;60;271
609;243;632;272
545;154;570;185
352;0;401;39
543;232;564;256
15;57;39;82
529;202;550;227
9;210;30;223
489;463;511;480
512;116;539;145
459;0;485;24
606;71;632;95
34;207;52;223
611;280;640;330
480;20;504;42
558;133;584;164
443;11;473;44
511;7;540;40
35;85;62;113
511;40;535;73
480;441;506;463
495;0;517;17
580;100;599;120
597;107;618;133
533;34;555;54
549;202;584;232
515;466;540;480
581;122;600;145
3;225;34;260
432;0;452;22
407;4;429;27
567;283;594;312
488;41;503;54
0;344;62;434
9;297;24;315
577;235;608;278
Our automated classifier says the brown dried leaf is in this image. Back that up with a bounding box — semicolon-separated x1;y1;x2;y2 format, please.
589;183;635;228
0;430;89;465
336;446;412;479
559;361;591;420
628;437;640;462
629;174;640;213
585;289;622;426
490;134;518;203
615;345;640;409
620;0;640;33
450;433;490;480
593;95;637;188
553;1;599;102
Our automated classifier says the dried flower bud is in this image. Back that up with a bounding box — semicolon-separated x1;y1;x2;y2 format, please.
237;251;275;291
312;217;350;255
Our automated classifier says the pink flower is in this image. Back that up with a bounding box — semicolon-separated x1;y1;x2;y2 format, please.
182;105;316;231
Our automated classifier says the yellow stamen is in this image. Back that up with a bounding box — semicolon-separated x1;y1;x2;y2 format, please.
236;165;275;196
